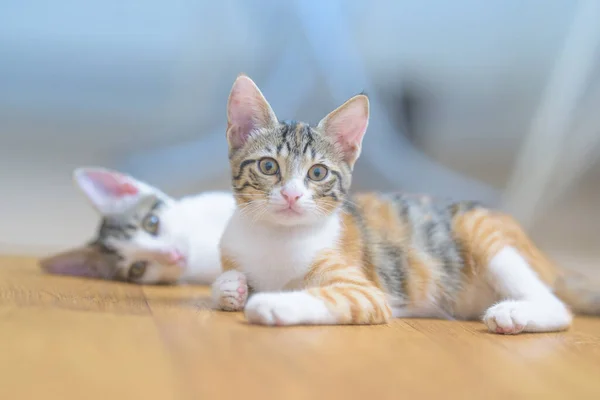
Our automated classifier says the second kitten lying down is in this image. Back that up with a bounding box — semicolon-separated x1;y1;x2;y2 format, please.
40;168;235;285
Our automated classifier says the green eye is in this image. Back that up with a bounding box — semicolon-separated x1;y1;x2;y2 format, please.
128;261;147;280
307;164;328;181
142;214;160;235
258;157;279;175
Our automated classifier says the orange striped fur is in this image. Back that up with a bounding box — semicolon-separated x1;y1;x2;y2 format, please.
299;194;559;325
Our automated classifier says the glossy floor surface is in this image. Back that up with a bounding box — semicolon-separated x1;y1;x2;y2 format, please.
1;256;599;400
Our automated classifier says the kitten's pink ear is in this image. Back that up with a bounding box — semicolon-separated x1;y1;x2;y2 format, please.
73;167;144;215
317;94;370;165
39;246;117;280
226;74;278;151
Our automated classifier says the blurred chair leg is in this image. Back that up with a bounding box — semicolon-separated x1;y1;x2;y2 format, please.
117;45;316;192
289;0;499;205
502;0;600;227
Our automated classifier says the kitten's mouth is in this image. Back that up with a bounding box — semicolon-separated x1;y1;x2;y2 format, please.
276;207;304;216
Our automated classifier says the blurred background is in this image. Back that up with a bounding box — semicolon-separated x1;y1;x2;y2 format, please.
0;0;599;272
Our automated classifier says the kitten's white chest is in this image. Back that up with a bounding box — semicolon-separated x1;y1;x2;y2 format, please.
221;212;341;292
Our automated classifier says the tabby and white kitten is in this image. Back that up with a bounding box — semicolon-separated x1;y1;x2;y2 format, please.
212;75;599;334
40;168;235;285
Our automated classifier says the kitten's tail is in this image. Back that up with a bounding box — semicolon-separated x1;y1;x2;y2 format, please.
554;270;600;315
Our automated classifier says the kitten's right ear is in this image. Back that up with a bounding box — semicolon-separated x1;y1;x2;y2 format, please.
226;74;278;152
73;167;169;215
317;94;370;166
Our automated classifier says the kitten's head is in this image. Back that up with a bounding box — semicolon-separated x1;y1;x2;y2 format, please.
226;75;369;226
39;168;190;284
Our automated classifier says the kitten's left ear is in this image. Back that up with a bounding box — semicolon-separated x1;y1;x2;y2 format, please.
226;74;278;152
317;94;370;166
73;167;170;215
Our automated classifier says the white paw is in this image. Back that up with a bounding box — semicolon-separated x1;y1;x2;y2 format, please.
211;270;248;311
244;292;335;326
484;301;529;334
483;296;572;335
483;299;572;334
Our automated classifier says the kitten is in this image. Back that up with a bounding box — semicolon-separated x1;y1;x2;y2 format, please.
211;74;599;334
40;168;235;285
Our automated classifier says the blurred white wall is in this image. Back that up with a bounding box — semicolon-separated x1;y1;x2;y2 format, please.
0;0;598;260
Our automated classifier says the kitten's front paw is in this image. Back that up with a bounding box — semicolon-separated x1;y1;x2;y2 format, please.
245;293;293;326
244;292;334;326
483;301;529;334
211;270;248;311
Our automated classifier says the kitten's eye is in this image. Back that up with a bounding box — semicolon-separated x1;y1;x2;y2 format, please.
258;157;279;175
307;164;328;181
142;214;160;235
128;261;147;280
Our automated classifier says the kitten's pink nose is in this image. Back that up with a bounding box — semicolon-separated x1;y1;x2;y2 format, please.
280;188;303;206
165;250;185;267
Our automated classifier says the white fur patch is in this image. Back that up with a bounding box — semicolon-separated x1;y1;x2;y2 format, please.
220;211;341;292
245;292;335;326
161;192;236;284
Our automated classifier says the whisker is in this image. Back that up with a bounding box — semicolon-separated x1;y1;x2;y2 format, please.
342;198;358;207
238;202;263;218
238;197;269;222
252;207;268;224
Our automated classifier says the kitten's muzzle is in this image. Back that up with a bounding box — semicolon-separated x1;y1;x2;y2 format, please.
160;249;187;268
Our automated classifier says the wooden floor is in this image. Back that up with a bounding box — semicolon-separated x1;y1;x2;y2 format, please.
1;256;600;400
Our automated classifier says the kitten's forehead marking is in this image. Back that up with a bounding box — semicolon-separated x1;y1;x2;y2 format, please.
274;121;328;160
93;194;163;249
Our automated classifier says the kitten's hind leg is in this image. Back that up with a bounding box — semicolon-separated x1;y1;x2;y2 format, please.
483;246;572;334
454;209;571;334
211;270;248;311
